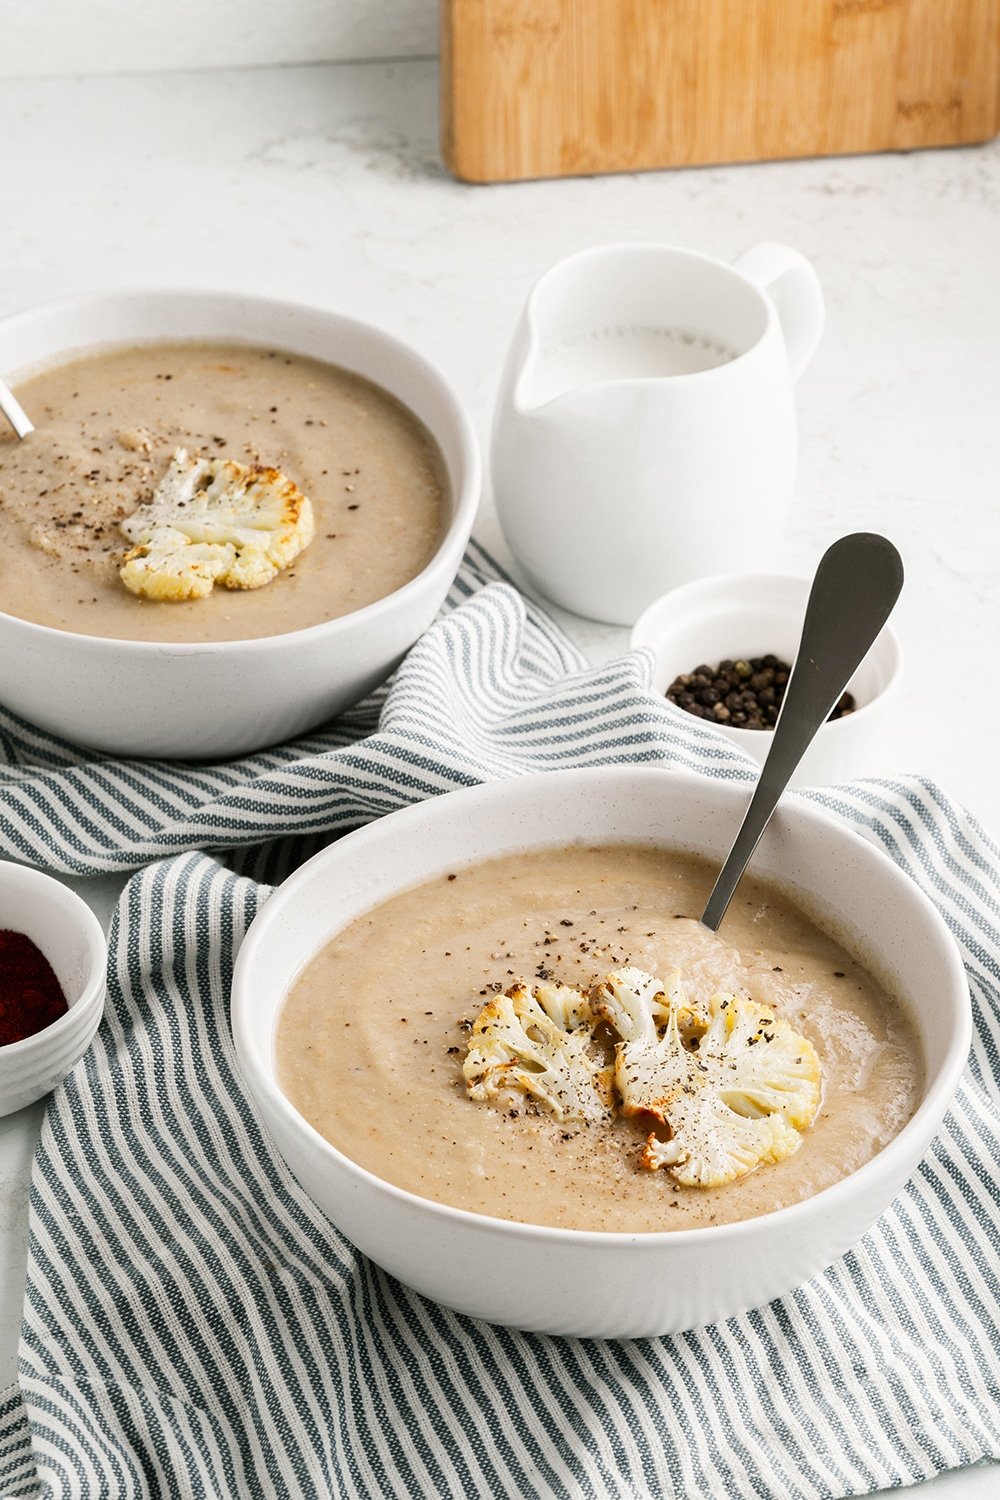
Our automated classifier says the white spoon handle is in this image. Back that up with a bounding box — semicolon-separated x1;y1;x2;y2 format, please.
0;378;33;439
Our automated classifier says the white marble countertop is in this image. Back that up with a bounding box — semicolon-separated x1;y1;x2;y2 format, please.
1;56;998;1495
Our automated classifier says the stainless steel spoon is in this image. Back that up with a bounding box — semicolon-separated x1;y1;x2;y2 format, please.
701;532;904;932
0;377;33;439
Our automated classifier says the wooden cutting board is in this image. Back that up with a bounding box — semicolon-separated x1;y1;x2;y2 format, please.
441;0;1000;182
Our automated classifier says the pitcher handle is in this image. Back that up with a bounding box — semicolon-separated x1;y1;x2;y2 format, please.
734;242;825;383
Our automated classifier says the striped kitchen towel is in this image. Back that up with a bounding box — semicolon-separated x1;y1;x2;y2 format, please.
0;548;998;1498
0;540;753;879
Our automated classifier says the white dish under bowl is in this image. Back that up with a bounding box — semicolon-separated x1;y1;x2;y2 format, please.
0;863;107;1117
631;572;903;787
231;766;969;1339
0;290;481;760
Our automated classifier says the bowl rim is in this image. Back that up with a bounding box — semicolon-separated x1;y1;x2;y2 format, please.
0;287;482;655
232;764;971;1248
0;862;107;1054
630;569;904;737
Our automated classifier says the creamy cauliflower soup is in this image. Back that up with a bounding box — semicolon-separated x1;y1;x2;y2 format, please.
0;341;447;641
278;844;922;1233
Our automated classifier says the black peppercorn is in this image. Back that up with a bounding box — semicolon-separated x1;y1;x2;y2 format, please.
666;655;856;730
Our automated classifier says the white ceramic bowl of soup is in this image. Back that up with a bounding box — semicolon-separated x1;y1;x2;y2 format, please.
0;290;481;759
231;766;970;1338
631;572;903;787
0;862;107;1117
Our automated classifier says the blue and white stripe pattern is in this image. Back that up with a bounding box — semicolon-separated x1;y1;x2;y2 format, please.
0;545;997;1498
0;543;756;879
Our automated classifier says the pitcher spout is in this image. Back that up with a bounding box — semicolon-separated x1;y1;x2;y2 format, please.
505;310;546;414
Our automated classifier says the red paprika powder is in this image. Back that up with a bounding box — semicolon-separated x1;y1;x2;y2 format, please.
0;929;69;1046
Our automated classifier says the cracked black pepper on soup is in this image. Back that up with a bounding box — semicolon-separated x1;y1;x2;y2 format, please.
666;655;856;730
0;340;447;642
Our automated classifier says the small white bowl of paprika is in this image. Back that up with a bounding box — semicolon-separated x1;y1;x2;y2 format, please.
0;863;107;1117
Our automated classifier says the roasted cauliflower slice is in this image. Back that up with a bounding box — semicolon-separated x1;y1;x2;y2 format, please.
592;966;821;1188
463;980;614;1122
119;447;314;600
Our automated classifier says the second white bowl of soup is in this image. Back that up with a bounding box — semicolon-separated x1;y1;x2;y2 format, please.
231;767;971;1338
0;290;480;758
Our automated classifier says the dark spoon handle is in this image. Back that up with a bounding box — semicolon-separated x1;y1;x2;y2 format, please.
700;533;904;932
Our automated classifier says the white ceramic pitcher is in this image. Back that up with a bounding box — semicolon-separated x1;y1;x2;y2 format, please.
492;241;824;625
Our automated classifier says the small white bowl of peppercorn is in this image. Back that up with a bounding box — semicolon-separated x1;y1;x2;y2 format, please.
631;571;903;787
0;863;107;1117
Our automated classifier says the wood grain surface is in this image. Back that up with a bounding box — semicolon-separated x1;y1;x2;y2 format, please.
441;0;1000;182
